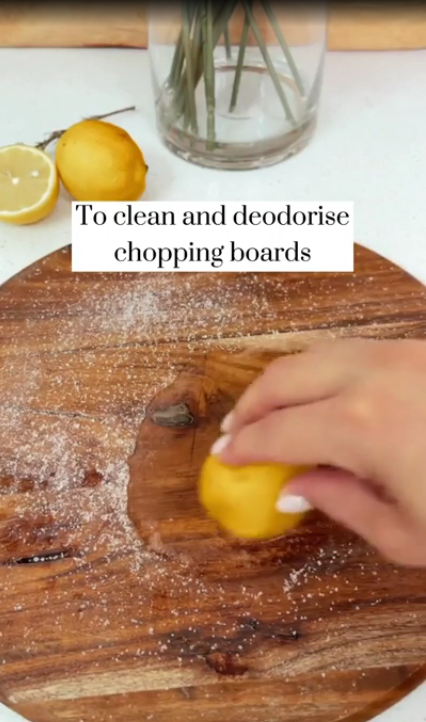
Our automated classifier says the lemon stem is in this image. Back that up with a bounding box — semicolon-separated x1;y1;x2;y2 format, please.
34;105;137;151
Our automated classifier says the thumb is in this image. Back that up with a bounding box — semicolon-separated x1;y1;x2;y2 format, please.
277;468;416;564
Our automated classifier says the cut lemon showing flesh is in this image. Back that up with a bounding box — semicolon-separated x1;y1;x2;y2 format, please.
0;144;59;225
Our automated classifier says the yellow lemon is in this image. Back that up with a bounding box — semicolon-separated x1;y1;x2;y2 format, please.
56;119;148;201
0;144;59;225
199;455;311;540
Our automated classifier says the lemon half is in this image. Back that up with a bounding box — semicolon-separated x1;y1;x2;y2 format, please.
0;145;59;225
199;455;310;540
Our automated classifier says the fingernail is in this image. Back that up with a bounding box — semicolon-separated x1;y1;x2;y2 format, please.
211;434;231;456
276;495;313;514
220;411;234;433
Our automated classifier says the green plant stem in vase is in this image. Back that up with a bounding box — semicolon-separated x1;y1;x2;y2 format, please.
241;0;296;126
202;0;216;149
229;2;251;113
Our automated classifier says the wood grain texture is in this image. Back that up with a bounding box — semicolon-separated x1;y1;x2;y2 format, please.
0;2;426;50
0;245;426;722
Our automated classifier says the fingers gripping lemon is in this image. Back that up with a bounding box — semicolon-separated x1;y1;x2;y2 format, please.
199;455;311;540
56;119;148;202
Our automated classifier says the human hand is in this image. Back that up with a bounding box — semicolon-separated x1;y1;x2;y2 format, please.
211;338;426;566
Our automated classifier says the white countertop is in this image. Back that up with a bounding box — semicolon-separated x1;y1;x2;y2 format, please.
1;46;426;722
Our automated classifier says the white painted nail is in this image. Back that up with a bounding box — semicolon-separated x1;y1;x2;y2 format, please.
220;411;234;433
276;495;313;514
210;434;231;456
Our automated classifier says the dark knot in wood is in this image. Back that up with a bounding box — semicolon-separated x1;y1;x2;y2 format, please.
205;651;248;677
150;403;195;428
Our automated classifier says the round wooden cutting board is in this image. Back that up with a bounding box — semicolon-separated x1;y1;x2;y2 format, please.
1;245;426;722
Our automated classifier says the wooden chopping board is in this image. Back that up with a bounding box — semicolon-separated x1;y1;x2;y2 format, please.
0;2;426;50
1;245;426;722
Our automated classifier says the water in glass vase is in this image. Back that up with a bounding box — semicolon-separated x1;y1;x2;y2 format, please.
149;1;327;170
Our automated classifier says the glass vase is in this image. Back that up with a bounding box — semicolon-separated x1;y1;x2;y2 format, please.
148;1;327;170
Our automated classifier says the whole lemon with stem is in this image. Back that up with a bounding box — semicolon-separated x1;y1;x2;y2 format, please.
199;455;311;541
56;119;148;201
